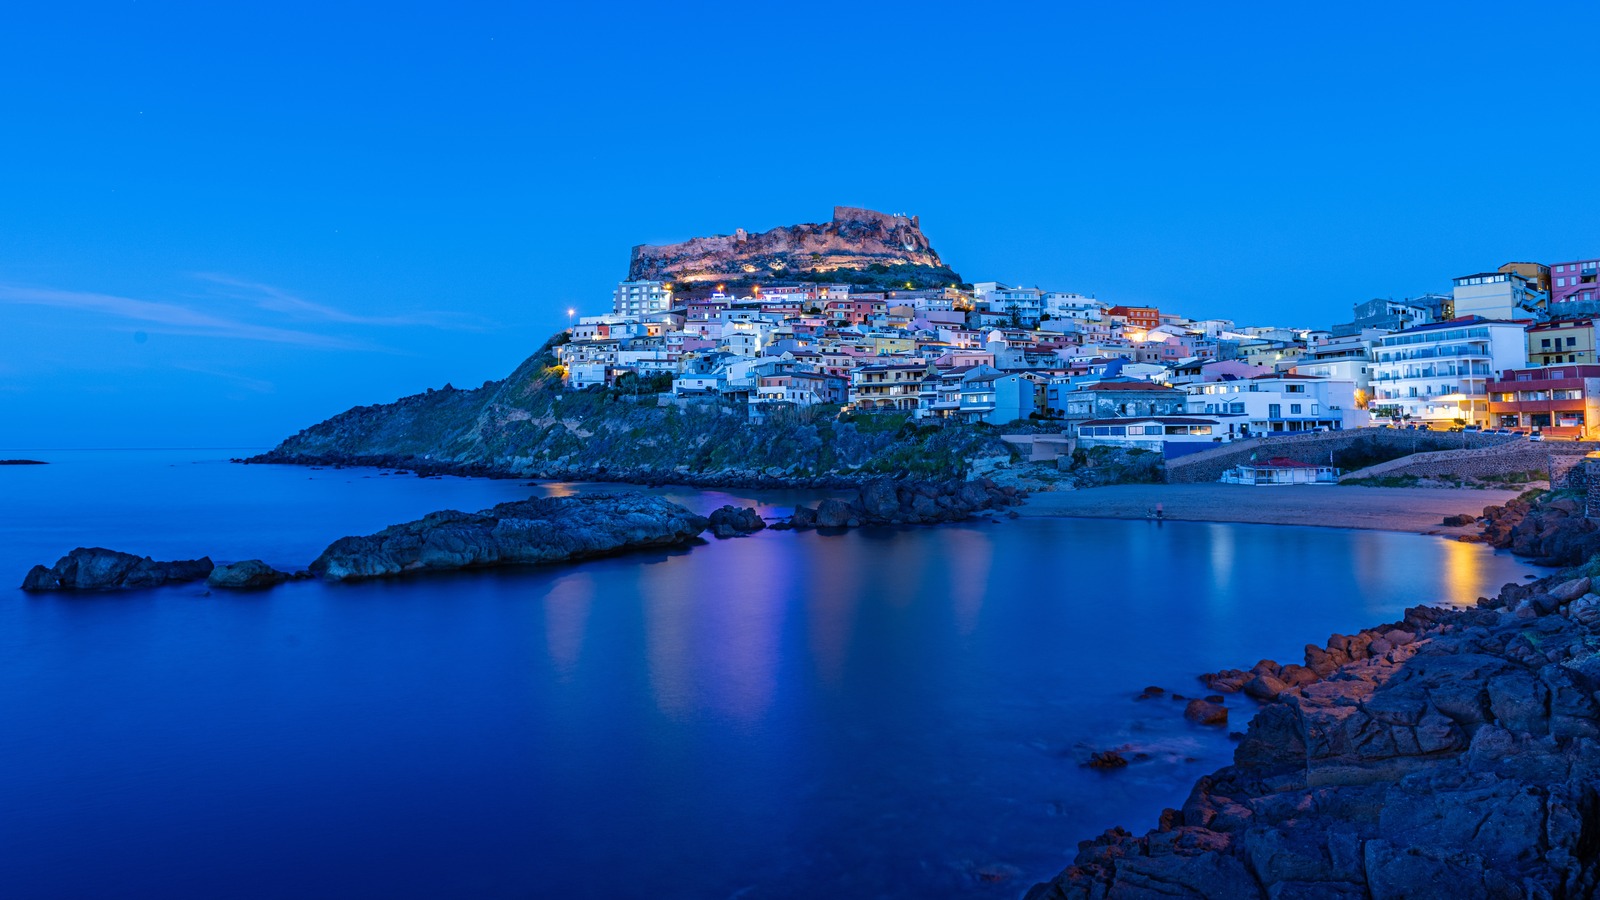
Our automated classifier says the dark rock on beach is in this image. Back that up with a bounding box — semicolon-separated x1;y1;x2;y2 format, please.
308;492;708;582
1027;570;1600;899
707;505;766;538
21;547;213;592
1475;492;1600;566
207;560;293;589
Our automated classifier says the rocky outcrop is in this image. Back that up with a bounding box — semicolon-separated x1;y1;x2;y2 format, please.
707;505;766;538
0;459;47;465
1474;492;1600;566
308;493;708;582
787;477;1020;529
1027;572;1600;899
207;560;293;589
627;206;961;289
21;547;213;591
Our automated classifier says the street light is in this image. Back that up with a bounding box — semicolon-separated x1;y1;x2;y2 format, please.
567;307;575;328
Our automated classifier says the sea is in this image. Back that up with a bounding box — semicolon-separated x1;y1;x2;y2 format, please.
0;450;1536;898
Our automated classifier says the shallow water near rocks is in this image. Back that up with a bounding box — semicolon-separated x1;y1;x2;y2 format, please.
0;450;1535;898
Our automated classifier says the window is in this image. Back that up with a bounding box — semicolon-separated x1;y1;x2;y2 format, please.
1290;403;1303;414
1268;403;1281;418
1543;339;1553;348
1569;337;1579;346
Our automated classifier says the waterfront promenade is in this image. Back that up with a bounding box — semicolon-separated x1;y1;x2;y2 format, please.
1020;483;1529;534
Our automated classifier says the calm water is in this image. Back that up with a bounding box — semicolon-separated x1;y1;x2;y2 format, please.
0;451;1534;898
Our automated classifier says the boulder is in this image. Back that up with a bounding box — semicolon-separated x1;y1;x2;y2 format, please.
1547;577;1592;603
1442;514;1476;527
858;479;901;519
206;560;291;589
707;505;766;538
790;504;818;529
1085;750;1129;769
1183;699;1228;726
21;547;213;592
814;498;855;528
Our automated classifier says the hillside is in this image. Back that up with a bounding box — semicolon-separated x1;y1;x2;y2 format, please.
627;206;963;292
252;334;1019;485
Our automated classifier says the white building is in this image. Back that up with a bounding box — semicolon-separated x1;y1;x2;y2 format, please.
1294;333;1376;394
612;280;673;318
1042;292;1107;320
1185;374;1362;433
1369;317;1530;427
1076;415;1245;452
1451;272;1547;320
972;282;1044;327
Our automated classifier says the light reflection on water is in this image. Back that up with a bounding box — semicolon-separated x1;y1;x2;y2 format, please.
0;451;1539;898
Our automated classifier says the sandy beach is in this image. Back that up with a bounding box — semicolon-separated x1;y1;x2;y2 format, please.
1018;483;1532;535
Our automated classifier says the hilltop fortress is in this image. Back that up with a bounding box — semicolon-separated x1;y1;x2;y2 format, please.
627;206;962;290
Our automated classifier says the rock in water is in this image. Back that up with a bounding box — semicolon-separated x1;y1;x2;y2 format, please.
308;493;708;582
207;560;292;589
21;547;213;591
1182;698;1228;726
707;505;767;538
813;498;856;528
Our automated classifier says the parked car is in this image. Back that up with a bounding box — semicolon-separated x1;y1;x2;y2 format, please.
1530;431;1545;442
1462;425;1482;433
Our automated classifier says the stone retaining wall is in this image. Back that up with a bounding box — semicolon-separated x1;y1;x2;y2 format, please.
1341;440;1600;484
1164;429;1517;484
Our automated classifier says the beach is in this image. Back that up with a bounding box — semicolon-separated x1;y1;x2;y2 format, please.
1018;483;1530;534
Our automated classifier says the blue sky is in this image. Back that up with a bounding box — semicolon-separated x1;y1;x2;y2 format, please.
4;2;1599;448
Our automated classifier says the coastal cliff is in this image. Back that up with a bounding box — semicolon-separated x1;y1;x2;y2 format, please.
250;334;1019;486
1027;570;1600;899
628;206;963;291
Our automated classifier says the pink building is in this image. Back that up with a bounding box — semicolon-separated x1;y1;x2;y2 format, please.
1552;258;1600;305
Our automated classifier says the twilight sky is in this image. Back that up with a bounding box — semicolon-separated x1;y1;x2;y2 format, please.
4;2;1599;448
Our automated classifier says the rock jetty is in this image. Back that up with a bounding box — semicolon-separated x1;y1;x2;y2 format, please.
786;477;1020;529
22;547;214;591
1027;571;1600;899
308;493;708;582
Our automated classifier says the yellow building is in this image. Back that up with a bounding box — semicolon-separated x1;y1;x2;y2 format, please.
1527;318;1598;367
870;335;916;356
1242;344;1304;368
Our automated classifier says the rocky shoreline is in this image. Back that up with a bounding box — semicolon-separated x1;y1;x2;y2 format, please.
1026;566;1600;898
237;449;955;491
20;478;1019;592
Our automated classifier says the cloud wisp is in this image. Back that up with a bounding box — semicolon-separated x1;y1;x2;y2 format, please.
193;273;493;330
0;284;368;350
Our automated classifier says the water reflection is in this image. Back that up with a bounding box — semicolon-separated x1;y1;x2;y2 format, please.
0;453;1545;900
541;572;594;678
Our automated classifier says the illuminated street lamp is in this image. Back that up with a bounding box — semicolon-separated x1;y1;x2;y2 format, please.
567;307;575;328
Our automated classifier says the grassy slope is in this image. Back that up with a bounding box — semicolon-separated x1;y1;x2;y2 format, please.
266;334;1021;481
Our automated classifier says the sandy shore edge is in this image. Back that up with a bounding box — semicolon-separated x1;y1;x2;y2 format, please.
1017;483;1531;535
